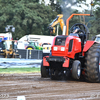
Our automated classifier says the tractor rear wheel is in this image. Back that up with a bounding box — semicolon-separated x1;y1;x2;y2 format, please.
72;60;81;80
41;60;49;78
85;43;100;82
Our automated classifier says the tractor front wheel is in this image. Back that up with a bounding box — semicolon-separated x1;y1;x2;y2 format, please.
41;61;49;78
72;60;81;80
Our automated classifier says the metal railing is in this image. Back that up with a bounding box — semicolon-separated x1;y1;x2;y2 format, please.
15;49;43;59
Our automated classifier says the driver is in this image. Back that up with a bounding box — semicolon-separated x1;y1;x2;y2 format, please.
73;26;86;49
73;26;80;34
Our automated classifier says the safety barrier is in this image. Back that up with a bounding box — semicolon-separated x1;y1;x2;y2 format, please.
15;49;43;59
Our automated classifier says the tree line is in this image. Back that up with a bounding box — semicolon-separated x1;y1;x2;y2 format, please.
0;0;99;39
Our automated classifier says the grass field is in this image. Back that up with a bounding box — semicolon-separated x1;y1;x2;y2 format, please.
0;67;40;74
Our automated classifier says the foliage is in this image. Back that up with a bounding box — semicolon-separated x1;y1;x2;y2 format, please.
0;0;57;39
89;7;100;39
0;0;99;39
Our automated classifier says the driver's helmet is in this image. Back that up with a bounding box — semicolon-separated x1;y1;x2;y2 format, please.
73;26;80;33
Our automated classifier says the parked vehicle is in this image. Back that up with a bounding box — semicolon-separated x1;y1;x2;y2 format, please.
41;23;100;83
92;34;100;43
26;41;43;50
0;40;19;58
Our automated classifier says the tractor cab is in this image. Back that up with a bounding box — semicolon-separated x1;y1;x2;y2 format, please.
51;35;81;59
51;23;89;58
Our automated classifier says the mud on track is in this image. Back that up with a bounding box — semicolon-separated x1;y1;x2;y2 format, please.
0;73;100;100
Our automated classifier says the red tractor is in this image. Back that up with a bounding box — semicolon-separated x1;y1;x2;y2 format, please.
41;23;100;83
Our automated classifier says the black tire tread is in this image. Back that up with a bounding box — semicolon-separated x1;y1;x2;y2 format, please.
41;61;49;78
85;43;100;82
72;60;81;80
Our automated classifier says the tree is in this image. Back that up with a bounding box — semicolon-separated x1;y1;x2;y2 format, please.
49;0;62;14
86;0;100;38
0;0;59;39
89;7;100;38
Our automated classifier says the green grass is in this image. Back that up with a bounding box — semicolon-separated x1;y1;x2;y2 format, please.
0;67;40;74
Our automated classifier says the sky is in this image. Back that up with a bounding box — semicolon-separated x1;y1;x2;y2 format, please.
40;0;92;5
72;0;92;12
86;0;92;4
39;0;92;11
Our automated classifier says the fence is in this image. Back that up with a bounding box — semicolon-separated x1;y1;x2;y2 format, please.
15;49;43;59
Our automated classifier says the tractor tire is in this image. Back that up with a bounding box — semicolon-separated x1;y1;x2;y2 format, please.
26;46;35;50
72;60;81;80
85;43;100;82
41;60;49;78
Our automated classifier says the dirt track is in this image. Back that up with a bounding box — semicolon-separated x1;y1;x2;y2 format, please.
0;73;100;100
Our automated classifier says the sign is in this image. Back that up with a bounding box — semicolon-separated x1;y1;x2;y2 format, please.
17;96;26;100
